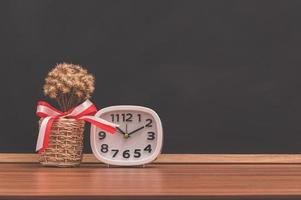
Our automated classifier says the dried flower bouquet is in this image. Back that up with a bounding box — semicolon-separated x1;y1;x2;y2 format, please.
39;63;95;167
43;63;95;111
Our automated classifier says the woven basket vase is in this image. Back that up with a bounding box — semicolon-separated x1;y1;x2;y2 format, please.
39;118;85;167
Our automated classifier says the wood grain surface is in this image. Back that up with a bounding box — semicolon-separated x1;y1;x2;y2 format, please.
0;163;301;199
1;153;301;163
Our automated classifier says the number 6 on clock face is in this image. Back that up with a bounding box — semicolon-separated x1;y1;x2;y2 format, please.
90;105;163;166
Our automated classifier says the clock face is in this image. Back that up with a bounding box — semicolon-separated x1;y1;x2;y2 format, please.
90;106;163;166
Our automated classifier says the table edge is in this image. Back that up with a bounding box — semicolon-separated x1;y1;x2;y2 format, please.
1;153;301;163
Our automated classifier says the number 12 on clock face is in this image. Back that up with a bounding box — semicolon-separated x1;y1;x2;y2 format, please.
90;105;163;166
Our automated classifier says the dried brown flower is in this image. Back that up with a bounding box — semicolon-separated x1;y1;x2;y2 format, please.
44;63;95;111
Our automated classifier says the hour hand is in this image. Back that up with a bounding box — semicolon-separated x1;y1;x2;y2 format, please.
116;127;126;135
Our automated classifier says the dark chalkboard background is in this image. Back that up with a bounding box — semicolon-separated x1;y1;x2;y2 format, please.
1;0;301;153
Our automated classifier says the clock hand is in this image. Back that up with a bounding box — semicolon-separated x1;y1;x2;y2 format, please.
116;127;126;135
128;126;145;136
124;124;130;139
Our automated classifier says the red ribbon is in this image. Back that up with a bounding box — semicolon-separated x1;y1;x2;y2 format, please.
36;99;117;153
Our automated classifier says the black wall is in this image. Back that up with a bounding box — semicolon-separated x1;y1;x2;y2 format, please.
1;0;301;153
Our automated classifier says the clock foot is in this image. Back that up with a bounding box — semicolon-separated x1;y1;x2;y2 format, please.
106;164;110;168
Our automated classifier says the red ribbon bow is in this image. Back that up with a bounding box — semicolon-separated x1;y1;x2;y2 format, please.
36;99;118;153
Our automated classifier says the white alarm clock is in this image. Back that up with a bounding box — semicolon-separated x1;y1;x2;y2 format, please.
90;105;163;166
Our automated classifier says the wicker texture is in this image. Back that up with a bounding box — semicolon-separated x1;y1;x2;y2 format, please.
39;118;85;167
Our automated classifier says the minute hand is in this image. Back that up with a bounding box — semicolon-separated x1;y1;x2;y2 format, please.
128;126;145;136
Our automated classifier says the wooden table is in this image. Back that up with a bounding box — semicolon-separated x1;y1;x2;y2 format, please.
0;154;301;199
